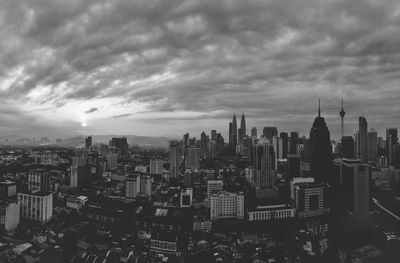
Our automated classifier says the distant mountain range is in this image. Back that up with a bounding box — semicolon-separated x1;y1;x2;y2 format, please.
0;134;172;148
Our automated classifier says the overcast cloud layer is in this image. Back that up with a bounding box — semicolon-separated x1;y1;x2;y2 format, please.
1;0;400;139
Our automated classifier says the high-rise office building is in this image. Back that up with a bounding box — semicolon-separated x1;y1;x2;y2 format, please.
229;122;233;147
231;114;238;149
272;136;283;169
309;101;332;183
339;159;371;228
109;137;129;158
28;169;50;194
255;137;275;188
211;130;217;141
207;179;223;198
251;127;257;138
294;182;330;218
188;137;197;147
287;154;301;179
140;175;152;198
386;128;398;166
186;147;200;169
210;191;244;220
290;177;315;200
150;159;164;175
341;136;355;159
126;174;141;199
301;139;310;163
18;193;52;223
70;156;91;188
105;153;118;171
169;141;179;178
240;113;246;141
216;133;225;153
85;136;92;148
393;144;400;169
357;117;368;163
263;127;278;139
183;133;189;148
367;129;378;164
289;132;299;154
238;128;243;146
280;132;289;159
200;132;208;155
184;171;193;187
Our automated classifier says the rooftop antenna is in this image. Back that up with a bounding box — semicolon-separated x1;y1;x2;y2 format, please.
318;99;321;117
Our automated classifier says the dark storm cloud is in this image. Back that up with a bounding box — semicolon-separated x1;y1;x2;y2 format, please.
112;113;131;119
1;0;400;137
85;107;98;114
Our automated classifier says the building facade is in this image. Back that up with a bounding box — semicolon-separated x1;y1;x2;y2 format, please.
210;191;244;220
294;182;330;218
18;193;53;223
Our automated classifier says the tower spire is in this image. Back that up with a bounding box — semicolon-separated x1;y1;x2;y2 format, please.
318;99;321;117
339;98;346;138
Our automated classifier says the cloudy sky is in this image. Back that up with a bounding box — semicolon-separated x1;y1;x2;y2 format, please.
1;0;400;140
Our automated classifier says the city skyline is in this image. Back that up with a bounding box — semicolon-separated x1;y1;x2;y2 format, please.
1;0;400;138
1;1;400;262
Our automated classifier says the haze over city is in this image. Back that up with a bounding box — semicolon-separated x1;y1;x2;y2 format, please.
1;0;400;138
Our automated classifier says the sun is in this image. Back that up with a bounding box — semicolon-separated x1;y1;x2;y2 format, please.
81;122;88;127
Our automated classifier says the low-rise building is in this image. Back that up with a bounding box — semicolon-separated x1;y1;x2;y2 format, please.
210;191;244;220
150;231;178;255
0;199;20;232
247;204;295;222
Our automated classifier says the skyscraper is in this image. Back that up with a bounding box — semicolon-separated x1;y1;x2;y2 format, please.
294;182;330;218
340;159;371;228
183;133;189;148
238;128;243;145
229;122;233;147
109;137;129;158
70;156;91;188
169;141;179;178
367;129;378;164
126;173;141;199
263;127;278;139
85;136;92;148
251;127;257;138
28;169;50;194
280;132;289;159
357;117;368;163
289;131;299;154
255;137;275;188
386;128;398;166
272;136;282;169
216;133;225;153
186;147;200;169
211;130;217;141
232;113;238;147
240;112;246;139
309;100;332;183
287;154;301;179
341;136;355;159
393;144;400;169
339;99;346;139
200;131;208;157
150;159;164;175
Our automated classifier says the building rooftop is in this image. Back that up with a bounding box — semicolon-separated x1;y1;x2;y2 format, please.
295;182;330;189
